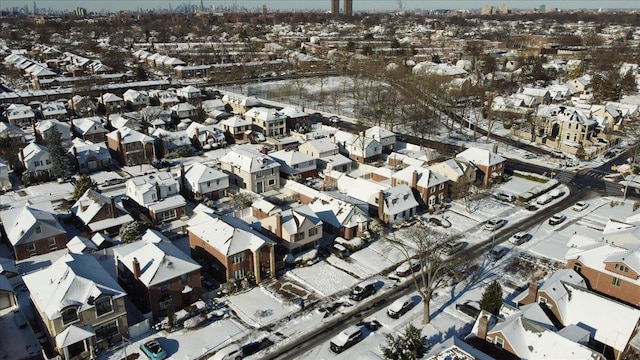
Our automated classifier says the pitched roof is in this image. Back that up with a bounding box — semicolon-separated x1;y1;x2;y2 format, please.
279;205;322;235
219;146;279;173
20;142;49;162
393;165;448;188
457;147;506;167
22;253;126;320
0;201;65;246
71;189;131;230
183;162;227;184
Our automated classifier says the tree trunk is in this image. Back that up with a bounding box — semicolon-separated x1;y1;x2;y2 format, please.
423;297;431;324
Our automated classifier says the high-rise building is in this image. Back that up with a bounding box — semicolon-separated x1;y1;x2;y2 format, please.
498;3;508;14
331;0;339;15
539;4;546;13
344;0;352;16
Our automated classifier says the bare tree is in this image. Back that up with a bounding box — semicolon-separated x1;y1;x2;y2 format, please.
387;225;460;324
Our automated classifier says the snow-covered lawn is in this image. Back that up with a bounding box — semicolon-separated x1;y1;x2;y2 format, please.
226;286;299;328
285;261;360;298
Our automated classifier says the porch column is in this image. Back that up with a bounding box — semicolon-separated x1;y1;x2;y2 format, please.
63;346;70;360
253;250;261;284
87;338;95;360
269;245;275;278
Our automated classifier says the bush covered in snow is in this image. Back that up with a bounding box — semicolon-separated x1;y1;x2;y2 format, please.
335;236;365;252
284;249;319;266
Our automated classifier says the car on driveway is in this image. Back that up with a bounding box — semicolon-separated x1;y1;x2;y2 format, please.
510;232;531;245
387;296;415;319
329;243;350;259
549;214;567;225
444;241;468;256
525;204;539;211
549;189;566;199
494;192;516;202
350;282;376;301
427;217;451;228
140;340;167;360
484;219;506;231
455;301;480;318
572;202;589;212
487;247;508;261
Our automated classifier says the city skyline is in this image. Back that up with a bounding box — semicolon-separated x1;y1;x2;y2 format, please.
3;0;640;13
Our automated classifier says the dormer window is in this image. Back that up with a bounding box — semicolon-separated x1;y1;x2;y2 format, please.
61;307;79;325
35;226;42;234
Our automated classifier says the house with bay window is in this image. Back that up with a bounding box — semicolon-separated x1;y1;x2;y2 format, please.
219;146;280;194
22;253;128;360
125;172;186;224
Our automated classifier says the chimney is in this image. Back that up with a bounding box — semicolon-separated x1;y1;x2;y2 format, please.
72;146;77;157
477;315;489;341
132;257;141;279
110;196;116;218
116;130;122;147
180;163;186;191
529;281;539;302
261;146;269;155
377;190;385;222
155;182;161;200
275;212;282;239
412;170;418;188
493;144;498;154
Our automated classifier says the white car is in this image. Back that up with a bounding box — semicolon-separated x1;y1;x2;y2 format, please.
572;202;589;212
484;219;506;231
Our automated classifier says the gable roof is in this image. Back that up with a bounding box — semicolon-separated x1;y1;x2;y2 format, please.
457;147;506;167
0;201;65;246
279;205;322;235
183;162;227;184
22;253;126;320
219;146;279;173
71;189;132;231
20;142;49;162
393;165;448;188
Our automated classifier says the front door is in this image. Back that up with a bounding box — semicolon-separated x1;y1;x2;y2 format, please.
256;181;263;193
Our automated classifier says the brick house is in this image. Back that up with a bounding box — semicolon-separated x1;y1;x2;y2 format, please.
71;189;133;236
391;165;449;210
219;146;280;194
72;117;108;143
0;201;66;260
456;147;506;187
261;206;323;254
113;230;202;320
106;127;155;166
68;138;114;174
429;158;476;199
188;206;276;285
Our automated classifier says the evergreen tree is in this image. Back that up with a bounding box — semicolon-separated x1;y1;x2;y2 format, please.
45;127;71;179
73;174;98;200
119;221;149;243
480;280;503;315
381;324;426;360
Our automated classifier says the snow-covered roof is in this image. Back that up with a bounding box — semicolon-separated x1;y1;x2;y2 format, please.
106;126;154;145
365;126;395;141
279;107;308;118
22;253;126;320
270;149;315;166
382;185;419;216
66;235;99;254
101;92;123;103
279;205;322;235
536;104;597;127
68;138;112;163
429;158;470;181
188;211;275;256
565;241;640;287
183;162;227;185
72;116;107;135
113;229;201;287
393;165;448;188
300;138;338;157
220;115;251;128
308;192;371;229
244;107;286;122
457;147;506;167
0;201;65;246
0;122;25;137
20;142;49;163
40;102;67;117
219;146;279;173
71;189;131;229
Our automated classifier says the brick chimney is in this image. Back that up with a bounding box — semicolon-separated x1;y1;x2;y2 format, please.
275;212;282;239
477;315;489;341
377;190;385;222
493;144;498;154
72;146;77;157
180;163;186;191
116;130;122;148
529;281;539;302
412;170;418;188
132;257;141;279
155;182;161;201
109;196;116;218
261;146;269;155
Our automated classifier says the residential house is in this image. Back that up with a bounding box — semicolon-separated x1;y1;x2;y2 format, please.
201;99;226;116
35;119;72;142
66;234;112;254
365;126;396;153
19;142;52;179
0;157;10;191
68;138;113;173
113;229;202;320
122;89;150;110
152;128;194;158
179;162;229;200
602;218;640;249
392;165;449;210
307;191;371;240
221;94;261;114
514;269;640;360
534;105;598;157
270;149;317;180
67;95;97;117
125;172;186;224
0;121;26;142
429;158;476;198
251;198;281;220
176;85;202;104
424;336;497;360
337;132;382;164
456;147;506;187
71;189;133;236
565;236;640;307
321;153;354;173
185;122;226;150
279;107;310;133
40;102;68;121
520;87;551;105
0;201;67;260
6;104;36;127
261;206;323;253
219;147;280;194
244;107;287;138
188;206;276;284
170;103;198;120
72;117;108;143
99;93;124;114
106;127;155;166
566;74;592;97
218;116;252;141
0;275;17;310
149;90;180;109
22;254;128;360
298;137;339;159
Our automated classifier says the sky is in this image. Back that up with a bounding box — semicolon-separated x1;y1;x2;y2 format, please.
3;0;640;12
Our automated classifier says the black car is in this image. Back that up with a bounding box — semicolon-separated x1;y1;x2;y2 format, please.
350;282;376;301
152;159;173;169
456;301;480;318
428;217;452;228
487;247;508;261
525;204;539;211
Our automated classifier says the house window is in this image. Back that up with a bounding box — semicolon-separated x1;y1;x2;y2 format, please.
151;193;157;201
95;297;113;317
309;227;318;237
429;186;435;193
268;179;276;186
35;226;42;234
615;264;629;273
573;263;582;273
294;232;305;241
232;253;245;264
495;337;504;348
105;206;110;216
439;184;445;190
48;237;57;250
612;277;621;287
95;320;119;341
207;181;210;187
27;243;36;252
233;268;246;280
46;159;51;165
157;209;177;222
158;295;172;310
538;296;547;305
61;307;79;325
180;274;191;284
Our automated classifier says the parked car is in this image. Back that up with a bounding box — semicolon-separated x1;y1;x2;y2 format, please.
484;219;506;231
387;296;414;319
140;340;167;360
494;192;516;202
549;189;566;199
549;214;567;225
572;202;589;212
329;115;341;123
211;343;243;360
427;217;452;228
525;204;539;211
151;159;173;169
455;301;480;318
329;243;350;259
445;241;468;256
350;282;376;301
536;194;553;205
510;232;532;245
395;259;422;277
102;177;127;186
329;325;363;353
487;247;508;261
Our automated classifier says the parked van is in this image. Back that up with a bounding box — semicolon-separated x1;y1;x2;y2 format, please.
211;344;243;360
494;192;516;202
329;325;363;353
387;296;414;319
